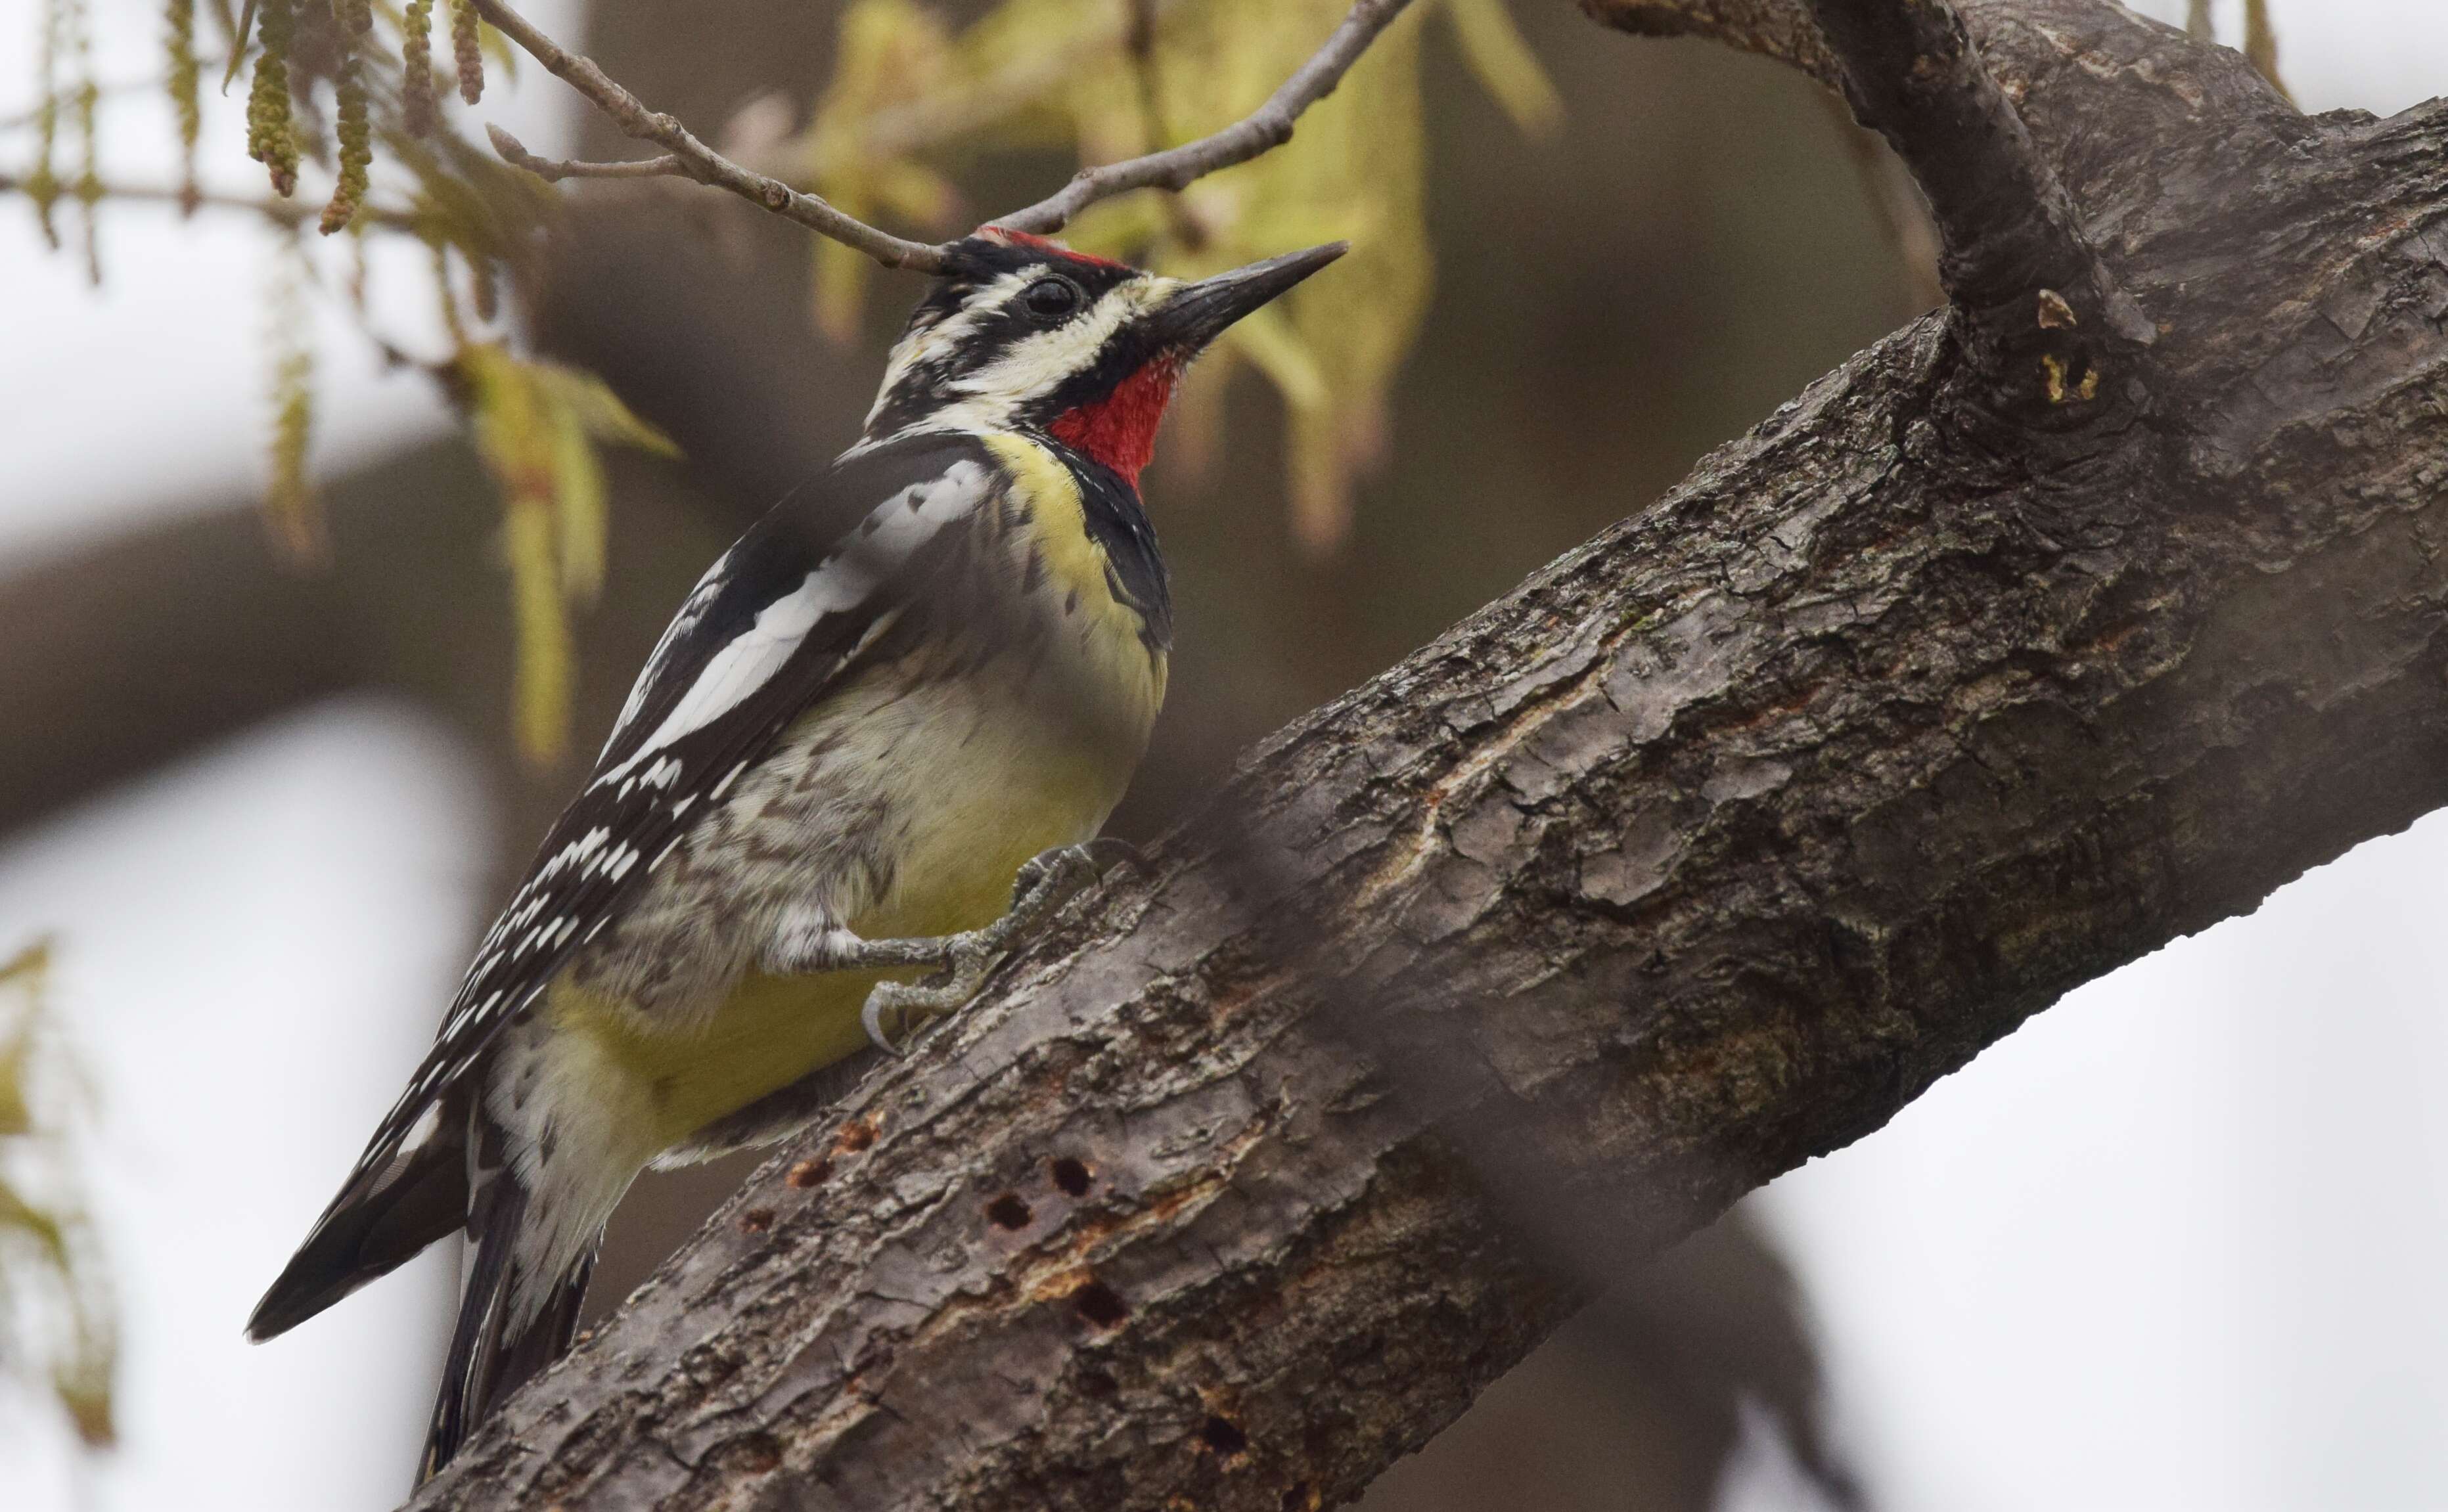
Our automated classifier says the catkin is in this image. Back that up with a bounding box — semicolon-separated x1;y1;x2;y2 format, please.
401;0;437;135
449;0;484;106
245;0;302;197
265;238;323;563
65;0;98;278
28;0;60;246
321;48;371;234
164;0;199;212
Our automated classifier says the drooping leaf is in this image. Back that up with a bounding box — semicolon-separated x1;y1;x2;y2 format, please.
459;345;680;762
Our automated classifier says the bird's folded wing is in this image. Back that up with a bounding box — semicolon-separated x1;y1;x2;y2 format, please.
306;432;1003;1223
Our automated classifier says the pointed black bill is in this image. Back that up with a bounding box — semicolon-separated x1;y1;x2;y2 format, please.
1153;242;1349;351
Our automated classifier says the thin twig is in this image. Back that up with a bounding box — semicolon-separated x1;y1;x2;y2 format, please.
0;169;417;229
470;0;948;269
486;124;681;182
469;0;1411;269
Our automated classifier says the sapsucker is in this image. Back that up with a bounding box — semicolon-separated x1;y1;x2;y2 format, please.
246;230;1346;1480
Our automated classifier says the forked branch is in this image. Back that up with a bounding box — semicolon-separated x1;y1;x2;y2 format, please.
470;0;947;267
470;0;1412;273
1802;0;2152;413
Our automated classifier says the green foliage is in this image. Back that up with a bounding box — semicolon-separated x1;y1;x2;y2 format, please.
0;941;117;1450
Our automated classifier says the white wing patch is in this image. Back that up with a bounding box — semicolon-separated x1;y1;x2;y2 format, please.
595;461;989;786
602;546;736;759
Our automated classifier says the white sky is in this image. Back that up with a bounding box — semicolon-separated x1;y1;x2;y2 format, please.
0;3;2443;1511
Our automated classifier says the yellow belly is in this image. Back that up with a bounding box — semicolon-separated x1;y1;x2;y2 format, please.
548;701;1136;1152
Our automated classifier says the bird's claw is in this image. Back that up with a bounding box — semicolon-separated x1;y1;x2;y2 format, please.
855;841;1126;1055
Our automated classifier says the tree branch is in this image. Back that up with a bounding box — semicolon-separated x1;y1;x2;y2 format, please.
469;0;1413;269
484;125;681;183
407;3;2448;1508
469;0;949;269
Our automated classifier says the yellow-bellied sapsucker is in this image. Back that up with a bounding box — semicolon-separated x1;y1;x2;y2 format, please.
245;230;1345;1480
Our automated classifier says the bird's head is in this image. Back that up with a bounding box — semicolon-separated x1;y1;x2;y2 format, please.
863;229;1346;483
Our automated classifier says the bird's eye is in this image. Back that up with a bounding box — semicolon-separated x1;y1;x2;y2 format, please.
1022;277;1081;319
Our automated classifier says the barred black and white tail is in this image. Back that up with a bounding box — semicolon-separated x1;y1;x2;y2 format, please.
418;1139;600;1484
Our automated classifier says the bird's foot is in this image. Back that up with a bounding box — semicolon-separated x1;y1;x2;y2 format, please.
832;841;1134;1055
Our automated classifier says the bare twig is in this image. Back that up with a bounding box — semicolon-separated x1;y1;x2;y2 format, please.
486;124;680;183
469;0;951;269
0;169;415;229
469;0;1411;271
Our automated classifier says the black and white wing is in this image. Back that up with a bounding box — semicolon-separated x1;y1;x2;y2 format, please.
306;432;1003;1221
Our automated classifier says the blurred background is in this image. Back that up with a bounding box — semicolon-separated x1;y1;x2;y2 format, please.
1;0;2445;1507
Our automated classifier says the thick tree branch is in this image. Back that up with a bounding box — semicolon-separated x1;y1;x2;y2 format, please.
469;0;1411;269
407;3;2448;1509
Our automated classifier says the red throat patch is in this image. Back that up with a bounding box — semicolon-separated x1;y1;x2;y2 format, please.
1049;359;1180;484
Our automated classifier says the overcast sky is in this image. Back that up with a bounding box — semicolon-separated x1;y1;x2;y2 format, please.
1;3;2445;1509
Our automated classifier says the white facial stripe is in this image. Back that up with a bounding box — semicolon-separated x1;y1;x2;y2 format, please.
862;273;1183;445
865;271;1036;431
953;282;1147;401
595;460;988;782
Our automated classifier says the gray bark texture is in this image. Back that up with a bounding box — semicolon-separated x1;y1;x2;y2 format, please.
411;1;2448;1507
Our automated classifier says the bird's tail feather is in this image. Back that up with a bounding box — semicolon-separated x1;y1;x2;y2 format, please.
417;1161;600;1484
247;1127;468;1344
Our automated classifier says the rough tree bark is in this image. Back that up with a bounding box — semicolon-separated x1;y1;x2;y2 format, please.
411;1;2448;1507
